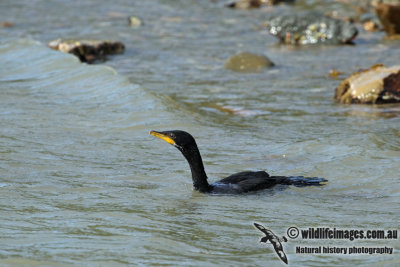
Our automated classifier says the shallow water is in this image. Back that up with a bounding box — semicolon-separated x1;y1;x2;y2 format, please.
0;1;399;266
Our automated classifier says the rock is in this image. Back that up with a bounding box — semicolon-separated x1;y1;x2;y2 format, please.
371;0;400;6
363;20;381;31
226;0;295;9
334;64;400;104
329;69;345;79
383;34;400;40
375;3;400;35
128;16;142;27
48;39;125;63
0;22;14;28
265;13;358;45
224;52;274;72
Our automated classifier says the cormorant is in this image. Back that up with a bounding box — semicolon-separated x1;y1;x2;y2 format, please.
150;130;326;194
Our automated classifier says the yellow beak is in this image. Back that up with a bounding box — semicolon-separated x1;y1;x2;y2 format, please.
149;131;175;145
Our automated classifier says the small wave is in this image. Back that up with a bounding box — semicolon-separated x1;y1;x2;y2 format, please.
0;39;181;130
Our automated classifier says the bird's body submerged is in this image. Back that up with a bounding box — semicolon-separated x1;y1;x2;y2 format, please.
211;171;269;194
210;171;273;194
210;171;325;194
150;130;326;194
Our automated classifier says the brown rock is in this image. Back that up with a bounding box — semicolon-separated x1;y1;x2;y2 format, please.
329;69;345;79
224;52;274;72
48;39;125;63
383;34;400;40
334;64;400;104
1;22;14;28
375;3;400;35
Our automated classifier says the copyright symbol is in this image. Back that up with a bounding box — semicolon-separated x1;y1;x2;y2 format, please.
287;226;299;239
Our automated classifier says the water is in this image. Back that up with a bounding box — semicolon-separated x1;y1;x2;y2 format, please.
0;1;399;266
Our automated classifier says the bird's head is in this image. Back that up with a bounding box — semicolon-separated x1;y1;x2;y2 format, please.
149;130;197;153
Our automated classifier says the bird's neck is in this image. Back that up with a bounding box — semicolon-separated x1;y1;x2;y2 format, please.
181;146;211;193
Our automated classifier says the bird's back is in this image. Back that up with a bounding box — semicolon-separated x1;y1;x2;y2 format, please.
210;171;327;194
210;171;274;194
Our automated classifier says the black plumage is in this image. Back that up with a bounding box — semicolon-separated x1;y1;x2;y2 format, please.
150;130;326;194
